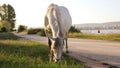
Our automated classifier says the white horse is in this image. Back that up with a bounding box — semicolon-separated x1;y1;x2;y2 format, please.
44;3;72;63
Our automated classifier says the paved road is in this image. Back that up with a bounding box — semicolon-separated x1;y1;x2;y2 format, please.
14;33;120;68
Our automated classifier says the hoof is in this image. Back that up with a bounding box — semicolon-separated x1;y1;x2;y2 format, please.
66;51;69;53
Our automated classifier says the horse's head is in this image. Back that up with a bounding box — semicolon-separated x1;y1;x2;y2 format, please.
50;37;64;63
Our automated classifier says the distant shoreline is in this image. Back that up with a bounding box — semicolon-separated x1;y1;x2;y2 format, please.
80;29;120;34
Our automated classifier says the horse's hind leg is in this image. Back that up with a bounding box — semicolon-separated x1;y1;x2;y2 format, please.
65;38;69;53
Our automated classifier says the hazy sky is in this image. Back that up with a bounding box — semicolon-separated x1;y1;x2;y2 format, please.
0;0;120;28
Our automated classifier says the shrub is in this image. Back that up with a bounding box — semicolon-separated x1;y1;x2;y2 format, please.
1;27;7;32
27;28;40;34
18;25;27;32
69;26;80;33
27;28;46;36
37;30;46;36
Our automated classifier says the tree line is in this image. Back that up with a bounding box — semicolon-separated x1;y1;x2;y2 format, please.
0;4;16;32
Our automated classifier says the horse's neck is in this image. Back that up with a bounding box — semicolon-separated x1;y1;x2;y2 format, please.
51;28;63;38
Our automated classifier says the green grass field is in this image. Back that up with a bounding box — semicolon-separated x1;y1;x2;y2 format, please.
69;33;120;41
0;32;19;40
0;32;85;68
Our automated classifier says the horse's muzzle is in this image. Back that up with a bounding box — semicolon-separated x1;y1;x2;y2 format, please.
54;59;60;63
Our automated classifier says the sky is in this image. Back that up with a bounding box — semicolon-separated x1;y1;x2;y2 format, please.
0;0;120;28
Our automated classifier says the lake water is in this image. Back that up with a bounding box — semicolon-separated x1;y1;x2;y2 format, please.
80;29;120;34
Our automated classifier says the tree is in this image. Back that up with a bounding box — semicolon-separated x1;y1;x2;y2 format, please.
0;22;3;30
1;4;7;21
18;25;27;32
0;5;4;31
69;26;80;33
0;5;4;21
7;4;16;29
0;4;16;31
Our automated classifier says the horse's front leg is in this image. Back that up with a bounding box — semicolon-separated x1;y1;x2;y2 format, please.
48;37;52;62
49;50;53;62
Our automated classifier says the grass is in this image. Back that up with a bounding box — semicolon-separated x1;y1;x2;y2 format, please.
0;32;86;68
0;32;19;40
69;32;120;41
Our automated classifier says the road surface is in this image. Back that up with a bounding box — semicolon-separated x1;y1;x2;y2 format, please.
14;33;120;68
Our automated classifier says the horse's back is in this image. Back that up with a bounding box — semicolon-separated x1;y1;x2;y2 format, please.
58;6;72;33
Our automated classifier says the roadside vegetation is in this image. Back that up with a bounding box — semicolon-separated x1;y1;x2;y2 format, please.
68;26;120;41
17;25;46;36
0;32;86;68
69;32;120;41
17;25;120;41
27;28;45;36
